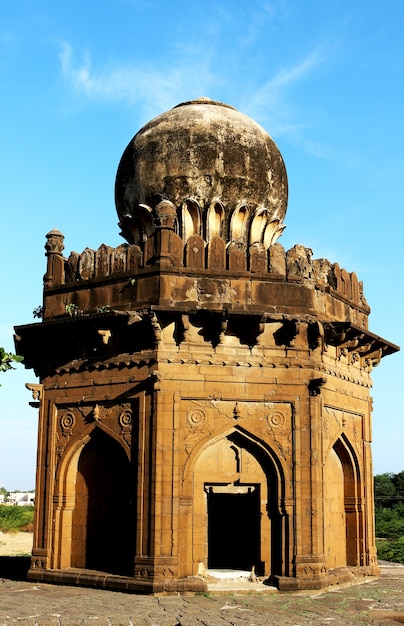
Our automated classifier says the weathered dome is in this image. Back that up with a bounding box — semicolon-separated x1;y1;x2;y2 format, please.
115;97;288;247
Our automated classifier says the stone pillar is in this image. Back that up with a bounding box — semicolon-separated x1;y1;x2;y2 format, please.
154;201;183;268
293;377;328;590
28;386;56;577
363;397;380;573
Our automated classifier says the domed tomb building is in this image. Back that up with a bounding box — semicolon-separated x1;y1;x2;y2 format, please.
15;98;398;592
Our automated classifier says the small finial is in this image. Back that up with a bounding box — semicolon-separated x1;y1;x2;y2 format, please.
45;228;65;255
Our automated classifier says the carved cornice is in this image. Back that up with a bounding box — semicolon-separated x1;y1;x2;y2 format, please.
323;322;399;367
55;354;157;375
15;311;398;379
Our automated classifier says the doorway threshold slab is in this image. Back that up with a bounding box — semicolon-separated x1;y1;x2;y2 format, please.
208;569;251;579
206;569;278;594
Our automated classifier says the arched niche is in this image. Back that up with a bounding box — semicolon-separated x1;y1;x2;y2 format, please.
229;205;249;244
182;198;201;242
206;201;225;241
250;208;268;245
137;204;155;243
122;204;155;246
264;218;285;248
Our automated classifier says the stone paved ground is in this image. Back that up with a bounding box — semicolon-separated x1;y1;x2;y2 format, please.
0;562;404;625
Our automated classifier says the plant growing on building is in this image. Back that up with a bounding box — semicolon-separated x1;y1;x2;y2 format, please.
65;303;80;317
33;306;44;319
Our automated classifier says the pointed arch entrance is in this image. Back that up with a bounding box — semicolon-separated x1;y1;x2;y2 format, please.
71;428;135;575
190;429;286;578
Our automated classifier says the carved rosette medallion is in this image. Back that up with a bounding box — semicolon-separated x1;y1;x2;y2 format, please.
265;408;291;461
119;407;133;443
187;408;206;428
60;411;76;436
183;409;207;454
267;410;286;429
56;410;76;457
323;416;332;439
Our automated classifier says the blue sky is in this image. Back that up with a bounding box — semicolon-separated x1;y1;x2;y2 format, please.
0;0;403;489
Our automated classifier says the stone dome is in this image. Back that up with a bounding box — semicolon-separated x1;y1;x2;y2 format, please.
115;98;288;248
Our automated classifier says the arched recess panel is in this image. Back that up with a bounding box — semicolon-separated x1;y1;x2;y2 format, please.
191;429;285;579
71;428;135;575
324;447;346;568
325;437;361;568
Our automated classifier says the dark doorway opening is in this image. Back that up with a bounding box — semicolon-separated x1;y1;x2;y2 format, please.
207;486;260;571
72;429;135;575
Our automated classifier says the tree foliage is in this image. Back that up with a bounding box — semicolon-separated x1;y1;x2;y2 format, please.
0;486;10;498
375;472;404;564
0;347;23;383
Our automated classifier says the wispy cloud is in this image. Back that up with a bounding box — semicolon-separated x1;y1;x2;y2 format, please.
242;47;324;131
59;41;218;121
239;1;290;47
58;40;347;164
240;47;355;164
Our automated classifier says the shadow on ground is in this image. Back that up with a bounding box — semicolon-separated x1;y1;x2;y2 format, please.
0;556;30;581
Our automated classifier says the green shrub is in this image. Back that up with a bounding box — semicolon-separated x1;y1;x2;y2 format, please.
376;537;404;564
0;505;35;532
375;505;404;539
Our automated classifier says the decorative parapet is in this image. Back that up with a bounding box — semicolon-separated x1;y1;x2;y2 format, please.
65;242;143;282
43;229;369;317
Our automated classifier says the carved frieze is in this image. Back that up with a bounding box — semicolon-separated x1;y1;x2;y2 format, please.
181;398;293;460
296;563;327;578
54;400;137;459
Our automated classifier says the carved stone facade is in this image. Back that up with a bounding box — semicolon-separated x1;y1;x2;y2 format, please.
15;98;398;593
